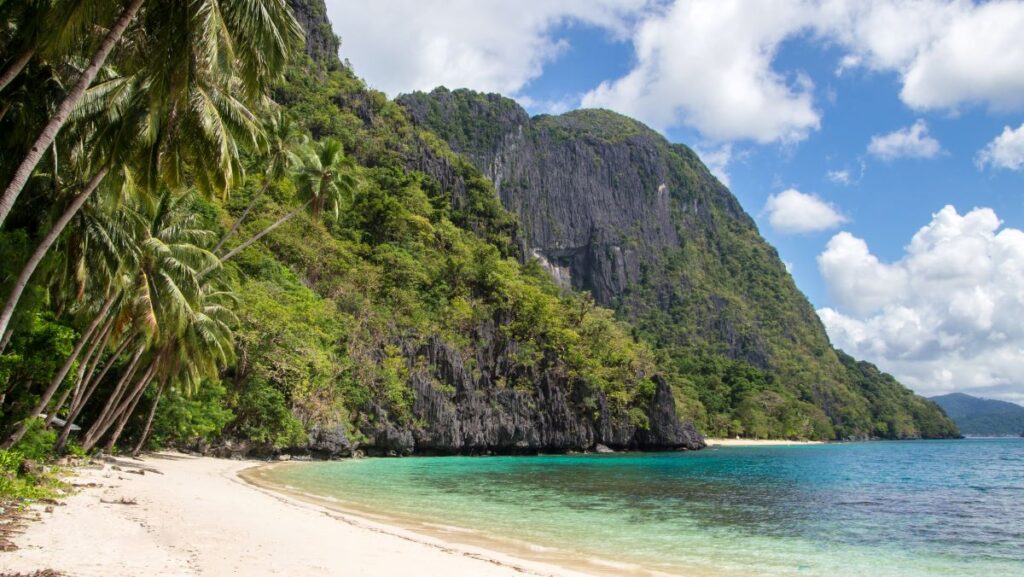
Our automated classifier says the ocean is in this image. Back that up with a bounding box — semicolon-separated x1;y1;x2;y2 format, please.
255;438;1024;577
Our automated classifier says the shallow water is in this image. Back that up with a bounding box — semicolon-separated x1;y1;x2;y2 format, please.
260;439;1024;577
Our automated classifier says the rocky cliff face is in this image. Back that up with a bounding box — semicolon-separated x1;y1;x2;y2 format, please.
358;333;703;456
398;88;791;369
397;88;958;440
286;0;341;68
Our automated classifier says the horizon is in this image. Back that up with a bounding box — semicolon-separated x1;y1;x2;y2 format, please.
324;0;1024;405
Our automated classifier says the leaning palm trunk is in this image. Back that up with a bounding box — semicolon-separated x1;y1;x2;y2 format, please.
54;330;137;452
0;0;142;227
0;48;35;94
45;313;116;427
131;379;167;457
103;370;152;452
1;290;116;448
84;358;155;452
78;345;144;449
203;199;311;275
0;167;109;349
212;179;273;255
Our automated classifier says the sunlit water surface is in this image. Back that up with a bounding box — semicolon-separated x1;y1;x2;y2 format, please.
258;439;1024;577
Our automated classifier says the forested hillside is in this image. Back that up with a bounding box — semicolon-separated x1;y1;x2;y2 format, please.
0;0;954;477
0;0;702;464
398;87;958;441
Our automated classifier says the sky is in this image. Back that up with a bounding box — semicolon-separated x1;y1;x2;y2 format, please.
322;0;1024;404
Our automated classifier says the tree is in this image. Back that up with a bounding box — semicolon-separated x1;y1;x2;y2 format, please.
206;137;357;272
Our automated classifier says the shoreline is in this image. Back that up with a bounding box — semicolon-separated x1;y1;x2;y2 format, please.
1;452;680;577
704;438;825;447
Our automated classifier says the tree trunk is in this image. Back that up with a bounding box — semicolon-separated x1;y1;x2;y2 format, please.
0;0;142;227
0;167;109;350
79;345;144;449
46;312;116;427
204;199;310;275
212;179;271;255
131;379;166;457
1;290;116;448
0;47;34;94
55;333;135;453
103;369;152;452
85;359;155;452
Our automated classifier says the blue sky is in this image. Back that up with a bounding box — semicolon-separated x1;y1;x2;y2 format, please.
324;0;1024;403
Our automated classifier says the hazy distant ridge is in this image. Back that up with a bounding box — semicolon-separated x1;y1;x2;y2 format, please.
931;393;1024;436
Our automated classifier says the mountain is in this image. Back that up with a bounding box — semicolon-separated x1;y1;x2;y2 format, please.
396;87;958;441
931;393;1024;436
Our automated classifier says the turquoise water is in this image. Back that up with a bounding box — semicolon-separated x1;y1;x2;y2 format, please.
260;439;1024;577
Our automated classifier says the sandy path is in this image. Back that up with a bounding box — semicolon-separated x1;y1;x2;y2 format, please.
1;453;599;577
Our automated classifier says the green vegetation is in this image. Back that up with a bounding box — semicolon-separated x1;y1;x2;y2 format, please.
0;0;668;476
0;0;955;485
931;393;1024;436
398;89;958;441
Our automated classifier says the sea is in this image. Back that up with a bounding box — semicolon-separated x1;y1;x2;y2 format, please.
254;438;1024;577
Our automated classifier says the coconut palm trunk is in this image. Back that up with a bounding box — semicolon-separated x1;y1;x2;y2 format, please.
78;345;144;449
203;199;311;275
0;47;34;94
0;290;116;448
103;369;153;452
212;178;272;254
55;331;134;452
45;312;116;427
131;379;166;457
0;0;141;227
0;167;109;350
84;358;155;452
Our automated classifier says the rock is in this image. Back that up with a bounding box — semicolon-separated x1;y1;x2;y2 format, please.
594;444;614;454
306;424;353;458
17;459;40;476
354;333;705;455
277;454;292;462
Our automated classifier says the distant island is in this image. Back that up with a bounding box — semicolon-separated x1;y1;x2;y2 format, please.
930;393;1024;437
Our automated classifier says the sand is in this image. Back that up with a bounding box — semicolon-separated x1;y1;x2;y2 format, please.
1;453;604;577
704;438;824;447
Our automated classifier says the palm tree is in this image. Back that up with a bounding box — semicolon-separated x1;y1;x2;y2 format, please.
78;191;229;452
206;138;358;274
0;0;144;227
213;112;306;254
0;0;304;227
0;0;302;356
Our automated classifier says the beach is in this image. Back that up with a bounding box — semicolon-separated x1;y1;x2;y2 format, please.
1;453;599;577
703;438;825;447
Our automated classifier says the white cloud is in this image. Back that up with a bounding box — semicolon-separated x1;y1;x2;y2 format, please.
827;169;851;185
817;206;1024;403
580;0;821;143
322;0;649;97
694;144;733;187
763;188;847;234
977;123;1024;171
325;1;1024;145
867;120;942;161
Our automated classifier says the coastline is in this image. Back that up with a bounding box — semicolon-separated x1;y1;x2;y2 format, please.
1;452;675;577
704;438;825;447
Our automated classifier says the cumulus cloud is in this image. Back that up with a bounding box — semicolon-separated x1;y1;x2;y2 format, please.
817;206;1024;403
322;0;648;97
326;1;1024;145
763;188;847;234
580;0;821;143
867;120;942;160
976;123;1024;171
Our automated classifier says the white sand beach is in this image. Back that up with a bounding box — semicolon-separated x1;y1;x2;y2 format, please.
704;438;824;447
2;453;606;577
